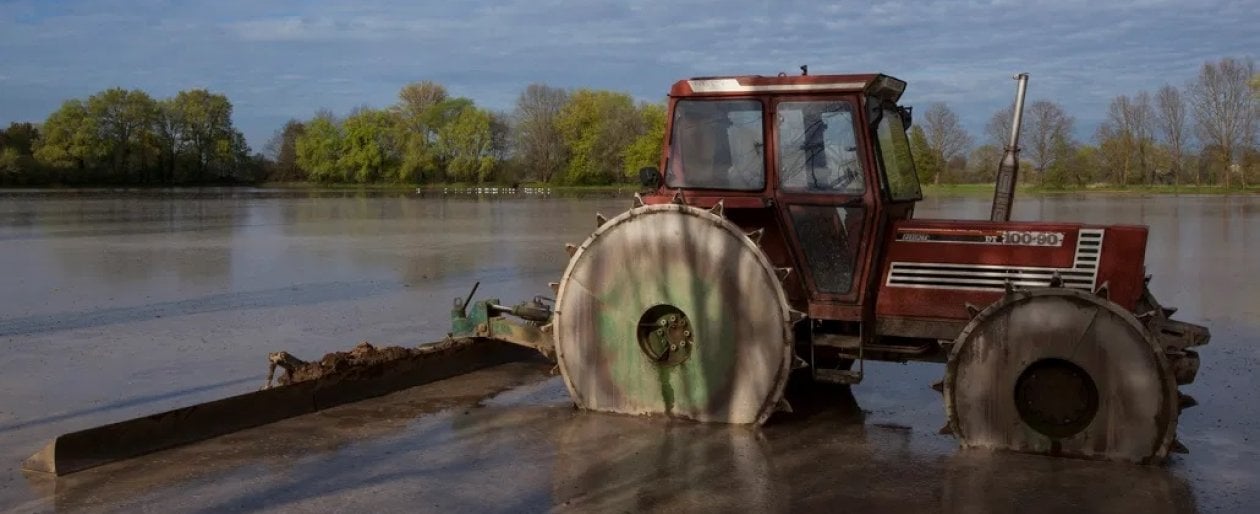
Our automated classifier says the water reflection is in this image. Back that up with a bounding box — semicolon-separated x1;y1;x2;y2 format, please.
18;365;1202;513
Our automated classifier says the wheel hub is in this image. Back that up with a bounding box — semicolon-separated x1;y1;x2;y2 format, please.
637;305;694;367
1014;358;1099;439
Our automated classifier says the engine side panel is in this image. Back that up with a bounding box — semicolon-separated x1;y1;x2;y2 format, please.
875;219;1148;325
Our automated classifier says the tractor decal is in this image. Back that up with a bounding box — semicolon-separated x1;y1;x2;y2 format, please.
885;229;1104;292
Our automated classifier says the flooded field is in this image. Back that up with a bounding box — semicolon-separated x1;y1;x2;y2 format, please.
0;189;1257;512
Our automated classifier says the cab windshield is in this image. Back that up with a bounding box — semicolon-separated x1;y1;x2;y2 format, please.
665;99;765;190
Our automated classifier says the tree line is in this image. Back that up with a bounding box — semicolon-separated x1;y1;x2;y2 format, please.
910;57;1259;188
267;81;664;186
0;89;258;185
2;56;1255;188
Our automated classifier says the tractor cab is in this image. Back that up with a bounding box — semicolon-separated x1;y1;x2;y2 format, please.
642;73;920;319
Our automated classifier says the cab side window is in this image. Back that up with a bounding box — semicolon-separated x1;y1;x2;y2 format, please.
777;100;864;194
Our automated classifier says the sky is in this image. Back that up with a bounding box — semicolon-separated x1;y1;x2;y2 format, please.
1;0;1257;152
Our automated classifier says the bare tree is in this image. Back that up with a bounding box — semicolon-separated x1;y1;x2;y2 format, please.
985;105;1013;149
264;119;307;181
513;83;569;183
1097;93;1155;185
395;81;450;137
1024;100;1075;184
1154;85;1189;185
1188;57;1256;187
922;103;973;184
1131;92;1155;183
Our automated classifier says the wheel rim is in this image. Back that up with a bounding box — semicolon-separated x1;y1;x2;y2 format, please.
944;288;1178;464
553;203;794;425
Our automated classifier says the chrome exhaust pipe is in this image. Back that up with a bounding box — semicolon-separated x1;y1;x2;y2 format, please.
990;73;1030;222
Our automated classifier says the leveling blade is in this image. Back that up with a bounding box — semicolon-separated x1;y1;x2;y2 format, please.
23;338;537;476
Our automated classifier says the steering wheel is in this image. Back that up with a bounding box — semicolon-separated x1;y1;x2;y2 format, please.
809;165;857;191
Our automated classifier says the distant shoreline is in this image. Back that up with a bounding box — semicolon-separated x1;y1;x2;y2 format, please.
1;183;1257;196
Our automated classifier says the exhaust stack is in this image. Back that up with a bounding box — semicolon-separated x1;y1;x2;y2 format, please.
989;73;1030;222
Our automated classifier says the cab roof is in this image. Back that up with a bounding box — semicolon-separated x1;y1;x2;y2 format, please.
670;73;906;102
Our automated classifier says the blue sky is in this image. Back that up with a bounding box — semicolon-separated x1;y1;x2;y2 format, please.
1;0;1256;151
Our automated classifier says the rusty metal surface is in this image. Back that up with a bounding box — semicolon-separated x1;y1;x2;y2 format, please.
22;338;539;476
944;288;1178;464
553;202;795;424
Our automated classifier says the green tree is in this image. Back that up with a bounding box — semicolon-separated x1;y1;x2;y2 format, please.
620;101;666;180
908;125;941;183
965;144;1001;183
166;89;250;182
35;99;107;181
394;81;449;183
295;111;344;182
1042;137;1086;189
340;108;399;183
437;103;500;183
87;88;159;182
556;89;640;185
0;122;39;155
0;147;22;180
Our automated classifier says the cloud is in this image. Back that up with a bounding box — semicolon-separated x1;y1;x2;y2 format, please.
0;0;1256;149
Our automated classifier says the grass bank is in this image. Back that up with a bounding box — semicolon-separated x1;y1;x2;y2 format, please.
924;183;1260;196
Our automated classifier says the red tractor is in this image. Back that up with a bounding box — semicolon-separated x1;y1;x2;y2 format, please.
549;71;1208;464
25;72;1210;476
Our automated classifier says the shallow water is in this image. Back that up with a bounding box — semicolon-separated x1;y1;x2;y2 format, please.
0;189;1256;512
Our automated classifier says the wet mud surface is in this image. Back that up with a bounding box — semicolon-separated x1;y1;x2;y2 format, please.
0;190;1257;512
273;341;434;386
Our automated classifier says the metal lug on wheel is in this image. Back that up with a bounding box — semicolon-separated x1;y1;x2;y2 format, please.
776;398;794;414
671;191;684;204
964;303;982;318
1179;392;1198;410
1094;281;1111;299
596;212;608;228
1163;306;1179;317
1049;271;1064;288
792;354;808;370
789;309;806;323
775;267;792;282
746;228;764;245
548;282;559;293
931;379;944;393
1171;438;1189;454
565;243;578;257
632;193;645;208
708;199;725;217
939;423;954;435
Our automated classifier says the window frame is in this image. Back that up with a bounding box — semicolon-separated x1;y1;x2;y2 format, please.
868;99;923;203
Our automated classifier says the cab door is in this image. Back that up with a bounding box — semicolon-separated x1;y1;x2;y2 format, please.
771;95;879;320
